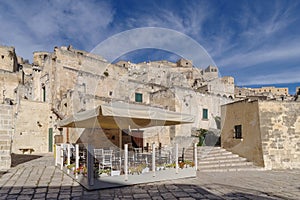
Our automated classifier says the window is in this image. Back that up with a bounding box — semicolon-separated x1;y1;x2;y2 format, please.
42;86;46;102
234;125;242;139
135;93;143;103
202;108;208;119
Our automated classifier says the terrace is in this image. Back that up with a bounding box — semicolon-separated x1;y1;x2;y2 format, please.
56;101;197;190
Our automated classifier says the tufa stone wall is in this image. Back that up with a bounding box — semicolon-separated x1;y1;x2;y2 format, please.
13;100;50;153
0;104;13;170
26;45;236;150
259;101;300;169
0;72;20;104
0;46;18;72
221;100;300;169
221;100;264;166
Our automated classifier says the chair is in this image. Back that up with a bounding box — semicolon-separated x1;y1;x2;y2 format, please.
133;148;144;165
112;150;122;170
100;149;113;171
94;149;103;162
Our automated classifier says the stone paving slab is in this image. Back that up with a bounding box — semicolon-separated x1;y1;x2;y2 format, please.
0;153;300;199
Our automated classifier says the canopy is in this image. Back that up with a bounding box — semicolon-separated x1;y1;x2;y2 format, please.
58;101;194;129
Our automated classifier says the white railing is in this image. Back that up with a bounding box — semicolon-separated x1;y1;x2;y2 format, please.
55;142;197;187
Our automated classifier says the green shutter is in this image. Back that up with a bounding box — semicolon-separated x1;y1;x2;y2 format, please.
43;86;46;102
135;93;143;102
48;128;53;152
202;109;208;119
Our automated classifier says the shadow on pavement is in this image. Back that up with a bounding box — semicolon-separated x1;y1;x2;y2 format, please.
0;182;285;199
11;154;43;167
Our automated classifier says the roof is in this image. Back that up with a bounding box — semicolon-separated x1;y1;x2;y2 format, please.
58;101;194;129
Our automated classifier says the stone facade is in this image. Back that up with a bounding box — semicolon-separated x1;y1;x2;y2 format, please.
29;46;234;149
0;104;13;170
197;77;235;98
0;46;21;105
0;44;235;162
235;86;290;101
221;100;300;169
2;43;298;170
0;46;18;73
221;100;264;166
259;101;300;169
12;100;50;153
253;86;288;96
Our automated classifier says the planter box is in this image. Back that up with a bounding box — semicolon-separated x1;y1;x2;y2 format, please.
142;167;149;173
111;170;121;176
61;165;196;190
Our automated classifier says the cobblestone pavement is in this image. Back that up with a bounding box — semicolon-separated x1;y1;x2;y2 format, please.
0;154;299;199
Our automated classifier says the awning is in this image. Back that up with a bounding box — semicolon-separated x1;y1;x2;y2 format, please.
58;101;194;129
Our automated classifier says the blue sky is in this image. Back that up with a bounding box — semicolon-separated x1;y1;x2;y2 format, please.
0;0;299;94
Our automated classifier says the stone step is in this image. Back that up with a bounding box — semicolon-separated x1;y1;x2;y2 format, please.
184;147;228;155
186;151;234;158
199;166;266;172
198;154;240;161
183;146;265;172
199;161;254;169
198;157;247;165
184;148;228;155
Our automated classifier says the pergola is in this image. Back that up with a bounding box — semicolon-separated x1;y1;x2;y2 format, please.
57;101;196;189
58;101;194;149
58;101;194;129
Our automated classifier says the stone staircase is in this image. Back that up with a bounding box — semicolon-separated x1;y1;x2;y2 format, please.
184;146;265;172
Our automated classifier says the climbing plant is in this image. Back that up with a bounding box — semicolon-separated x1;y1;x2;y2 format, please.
197;128;208;146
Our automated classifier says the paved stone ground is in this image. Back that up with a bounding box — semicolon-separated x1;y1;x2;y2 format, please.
0;154;299;199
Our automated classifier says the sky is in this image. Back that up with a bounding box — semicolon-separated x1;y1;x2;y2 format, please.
0;0;299;94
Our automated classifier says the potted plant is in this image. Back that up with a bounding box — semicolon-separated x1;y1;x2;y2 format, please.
156;164;165;171
74;165;87;176
184;160;195;168
129;164;147;175
165;163;176;169
179;161;185;169
66;163;76;171
99;169;111;177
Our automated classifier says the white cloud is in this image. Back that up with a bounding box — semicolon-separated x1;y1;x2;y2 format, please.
218;39;300;68
209;1;300;66
123;1;211;39
239;67;300;85
91;27;215;68
0;0;115;60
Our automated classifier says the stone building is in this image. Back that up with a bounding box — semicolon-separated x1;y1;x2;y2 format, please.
0;104;13;170
0;46;21;104
29;46;234;150
221;99;300;169
196;76;235;98
252;86;288;96
235;86;290;101
0;45;234;165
